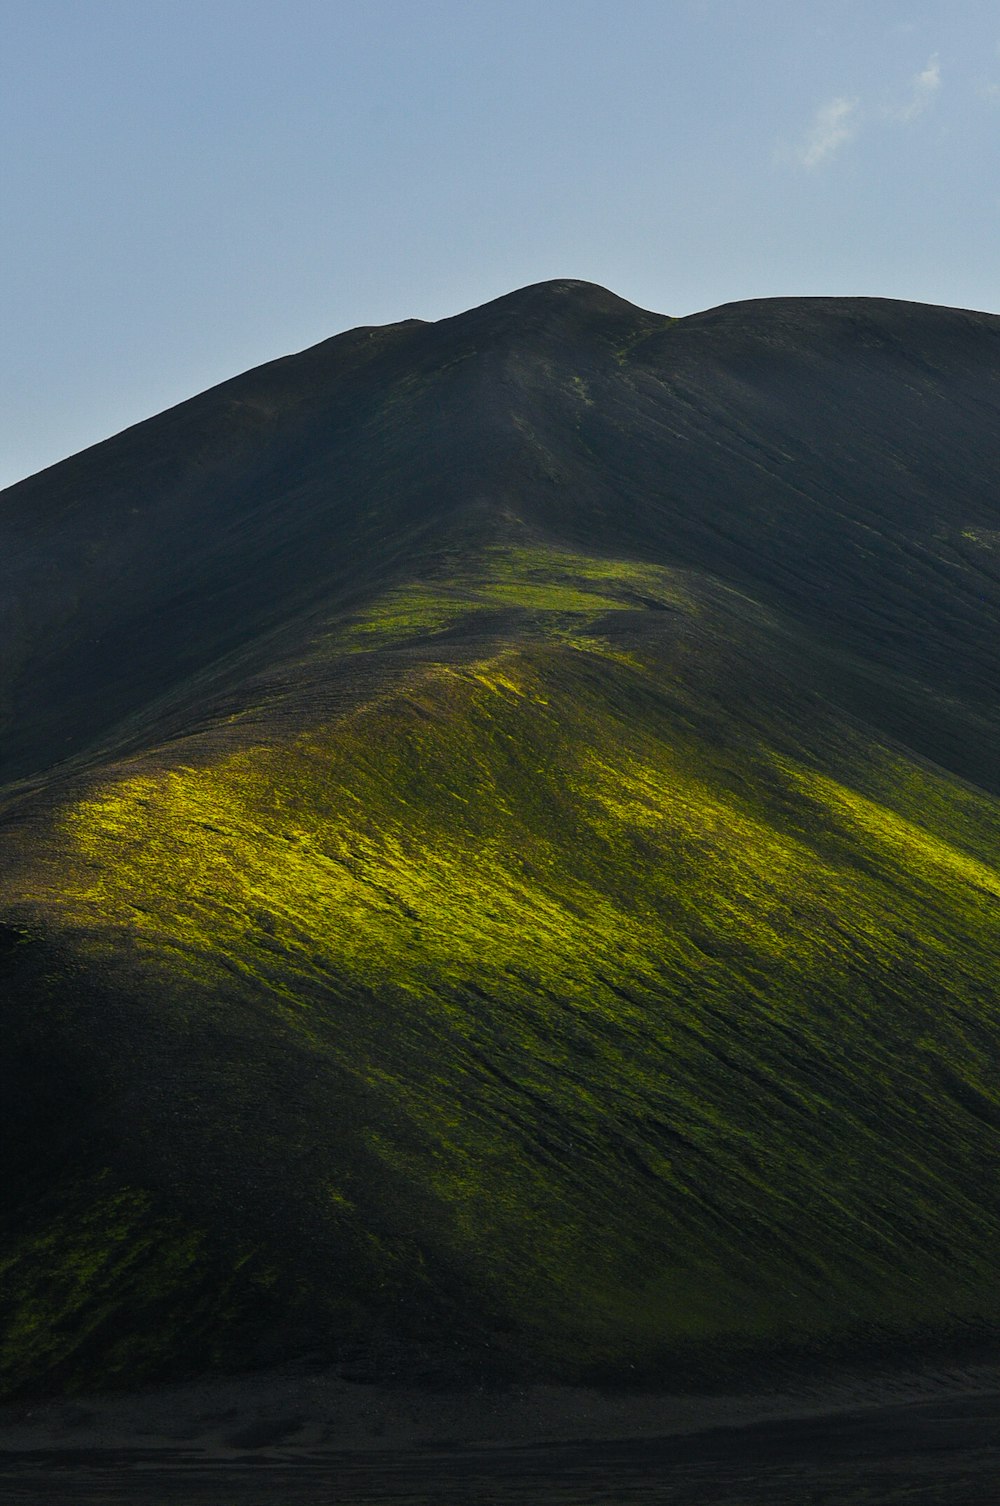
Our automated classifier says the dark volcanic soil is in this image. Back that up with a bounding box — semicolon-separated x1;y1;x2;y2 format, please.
2;1366;1000;1503
2;1392;1000;1503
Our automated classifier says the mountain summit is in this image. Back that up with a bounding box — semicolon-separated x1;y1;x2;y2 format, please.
2;281;999;1397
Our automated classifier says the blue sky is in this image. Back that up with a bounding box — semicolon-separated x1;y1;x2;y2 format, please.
2;0;998;489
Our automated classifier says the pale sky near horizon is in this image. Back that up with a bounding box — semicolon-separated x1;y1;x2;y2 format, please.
1;0;998;490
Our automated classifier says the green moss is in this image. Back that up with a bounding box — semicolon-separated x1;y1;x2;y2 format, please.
330;544;695;651
11;635;999;1379
0;1183;209;1390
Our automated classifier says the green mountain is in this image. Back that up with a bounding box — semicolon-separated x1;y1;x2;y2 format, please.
2;279;1000;1398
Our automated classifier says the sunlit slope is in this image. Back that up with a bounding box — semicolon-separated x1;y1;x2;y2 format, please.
3;552;1000;1394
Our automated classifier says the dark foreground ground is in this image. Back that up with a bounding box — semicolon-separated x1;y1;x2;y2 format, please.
2;1387;999;1504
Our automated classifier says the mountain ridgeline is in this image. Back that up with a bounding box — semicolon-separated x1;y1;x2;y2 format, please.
1;280;999;1398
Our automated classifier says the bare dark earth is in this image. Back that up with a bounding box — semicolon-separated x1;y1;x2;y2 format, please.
3;1393;1000;1504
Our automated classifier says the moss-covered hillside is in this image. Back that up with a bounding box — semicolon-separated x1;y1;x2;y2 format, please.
2;282;999;1397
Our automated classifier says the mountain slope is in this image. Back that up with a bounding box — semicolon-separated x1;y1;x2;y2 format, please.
1;281;999;1397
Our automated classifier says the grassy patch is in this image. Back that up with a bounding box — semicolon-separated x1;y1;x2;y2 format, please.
332;545;694;651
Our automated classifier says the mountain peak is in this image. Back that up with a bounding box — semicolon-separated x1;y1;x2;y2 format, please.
434;276;668;344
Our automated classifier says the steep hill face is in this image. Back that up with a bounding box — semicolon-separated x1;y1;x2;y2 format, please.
2;280;999;1398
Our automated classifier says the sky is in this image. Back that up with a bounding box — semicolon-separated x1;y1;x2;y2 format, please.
2;0;998;490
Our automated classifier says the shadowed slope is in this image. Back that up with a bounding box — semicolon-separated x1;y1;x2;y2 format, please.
4;282;998;791
1;282;999;1397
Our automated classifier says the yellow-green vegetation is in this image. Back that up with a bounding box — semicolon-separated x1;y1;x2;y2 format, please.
0;1184;195;1385
8;624;1000;1388
335;545;693;650
0;1177;288;1392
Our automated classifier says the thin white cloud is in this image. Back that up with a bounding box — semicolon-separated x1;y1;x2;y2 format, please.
790;96;861;169
886;54;941;122
780;54;941;172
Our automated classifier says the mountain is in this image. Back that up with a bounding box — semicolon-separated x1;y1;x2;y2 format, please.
2;279;999;1399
